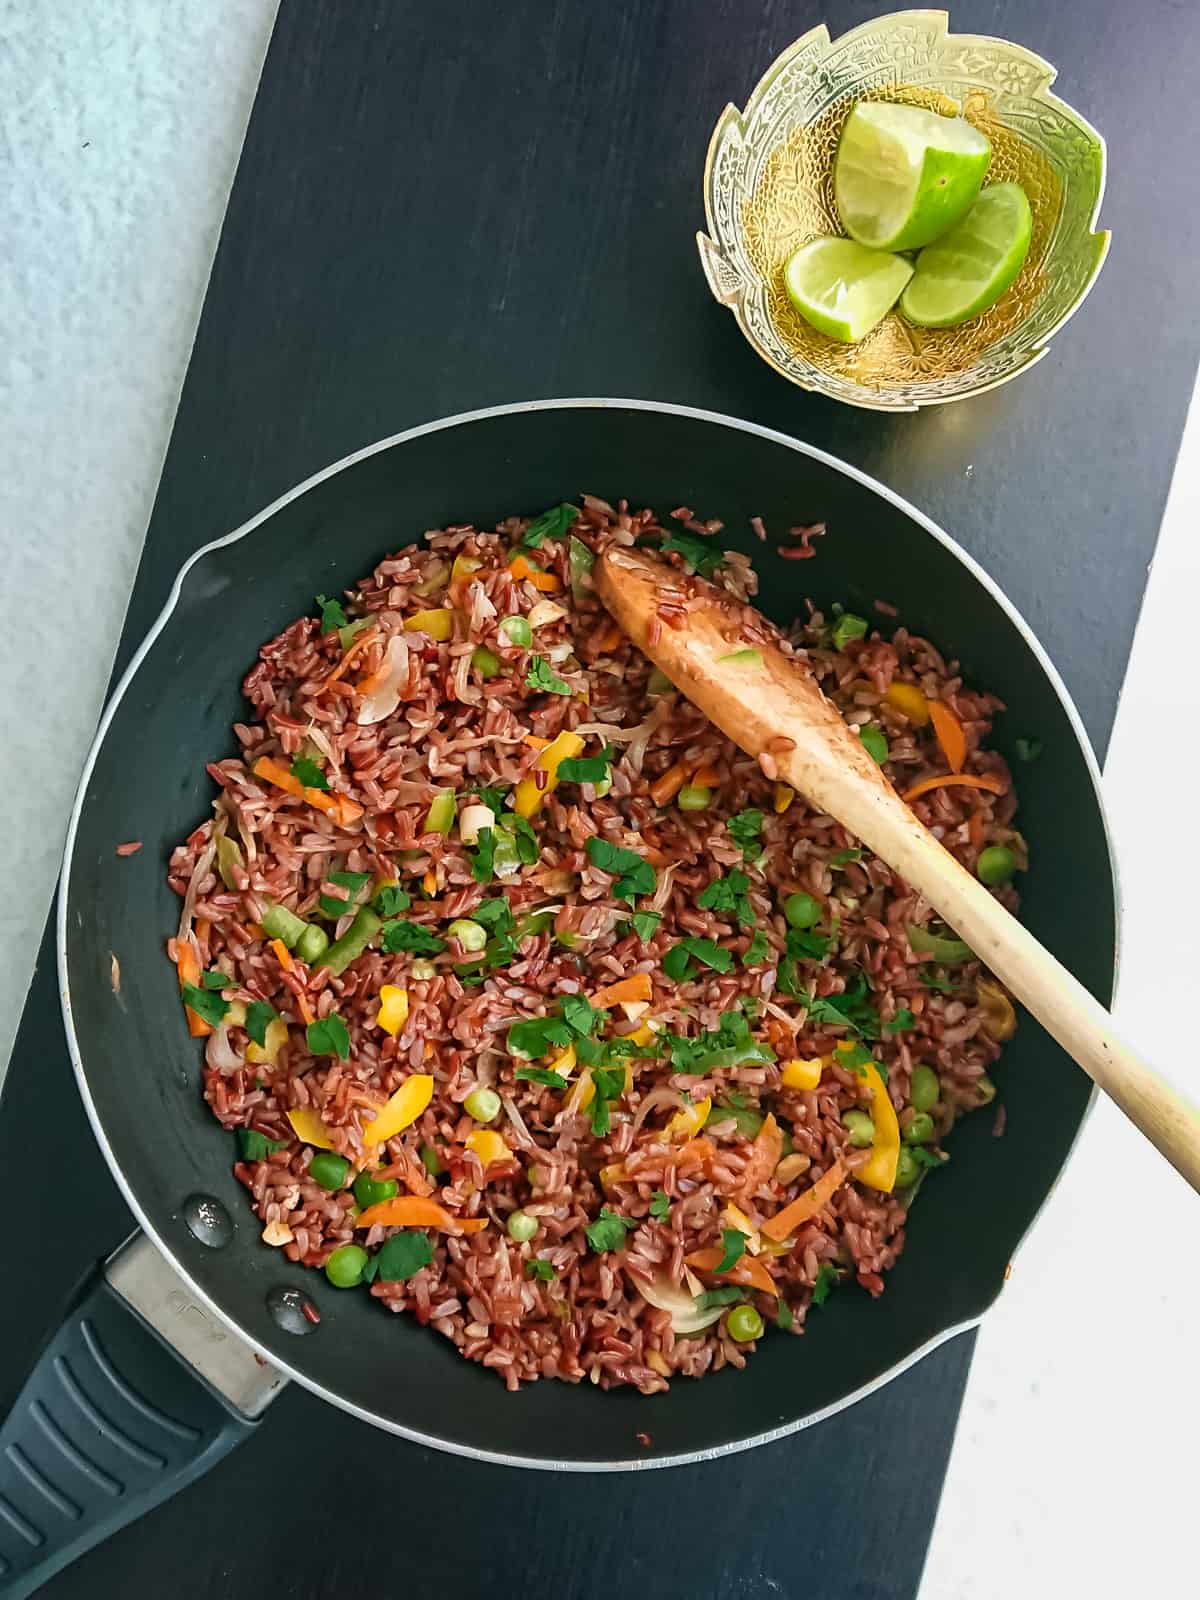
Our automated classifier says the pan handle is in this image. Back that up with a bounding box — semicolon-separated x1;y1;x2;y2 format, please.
0;1233;285;1597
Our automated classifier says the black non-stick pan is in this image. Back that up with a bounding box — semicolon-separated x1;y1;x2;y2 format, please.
0;401;1116;1595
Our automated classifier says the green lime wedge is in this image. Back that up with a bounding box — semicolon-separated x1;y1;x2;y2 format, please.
783;237;913;344
834;101;991;252
900;183;1033;327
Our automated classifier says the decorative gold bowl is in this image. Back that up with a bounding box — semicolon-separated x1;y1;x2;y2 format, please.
697;10;1109;411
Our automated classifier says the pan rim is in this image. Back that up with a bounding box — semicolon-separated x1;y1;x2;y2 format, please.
56;395;1119;1470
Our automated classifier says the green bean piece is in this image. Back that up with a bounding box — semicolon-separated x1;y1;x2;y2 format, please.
842;1109;875;1148
316;907;382;977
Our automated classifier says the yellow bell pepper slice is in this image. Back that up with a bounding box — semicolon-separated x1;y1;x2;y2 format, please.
626;1022;657;1049
375;985;409;1036
450;553;482;588
883;680;930;726
513;730;585;818
839;1044;899;1192
287;1106;337;1149
575;1069;596;1113
773;782;795;814
246;1017;289;1066
362;1072;434;1146
465;1128;511;1168
404;608;453;641
548;1043;576;1079
781;1056;825;1091
666;1095;711;1141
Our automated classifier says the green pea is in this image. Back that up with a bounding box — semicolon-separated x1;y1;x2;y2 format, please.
784;892;821;930
410;959;436;981
499;615;532;648
831;613;869;652
352;1170;398;1209
904;1111;935;1145
859;725;889;765
842;1109;875;1148
726;1304;764;1343
677;785;711;812
471;646;501;679
308;1152;350;1191
464;1086;501;1123
977;845;1017;886
419;1144;446;1178
325;1244;369;1288
507;1210;538;1243
910;1063;940;1112
894;1147;921;1187
448;918;487;953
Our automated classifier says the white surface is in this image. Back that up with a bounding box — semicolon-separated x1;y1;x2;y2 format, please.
0;0;277;1073
1;7;1197;1596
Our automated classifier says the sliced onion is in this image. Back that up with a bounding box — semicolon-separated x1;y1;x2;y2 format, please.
357;634;410;725
630;1269;724;1335
177;836;216;944
205;1025;243;1076
528;599;567;629
499;1092;536;1150
630;1086;689;1136
459;803;495;845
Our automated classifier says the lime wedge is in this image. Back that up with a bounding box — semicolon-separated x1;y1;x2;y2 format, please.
783;237;913;343
900;183;1033;327
834;101;991;252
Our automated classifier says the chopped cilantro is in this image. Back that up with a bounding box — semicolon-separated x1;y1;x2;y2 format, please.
469;826;496;884
290;755;329;791
726;809;764;861
472;897;513;934
472;784;509;814
319;869;371;919
626;910;662;943
829;848;864;867
585;836;656;903
306;1013;350;1059
375;1231;434;1282
662;937;734;979
557;747;616;785
520;502;579;549
664;1011;774;1074
372;884;412;917
834;1042;876;1076
514;1066;568;1090
525;1258;556;1281
908;1146;947;1171
181;984;229;1028
742;930;769;967
561;994;602;1036
380;920;446;956
585;1208;634;1253
803;974;879;1037
649;1190;671;1221
199;969;230;991
589;1065;627;1136
918;965;958;994
235;1127;286;1162
697;869;755;927
244;1001;279;1048
315;593;347;633
659;527;726;577
526;656;571;696
776;1298;795;1331
811;1263;840;1306
510;814;540;865
714;1228;746;1273
884;1008;915;1034
507;1015;573;1059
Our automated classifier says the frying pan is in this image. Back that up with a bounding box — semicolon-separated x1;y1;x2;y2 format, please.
0;400;1116;1594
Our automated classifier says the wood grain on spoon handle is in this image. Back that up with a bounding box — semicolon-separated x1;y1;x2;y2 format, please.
596;548;1200;1195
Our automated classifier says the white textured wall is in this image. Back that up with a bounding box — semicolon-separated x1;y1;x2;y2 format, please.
0;0;278;1077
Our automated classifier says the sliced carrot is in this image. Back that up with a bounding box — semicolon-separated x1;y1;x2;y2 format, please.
649;762;690;807
761;1159;847;1242
596;621;622;653
529;570;560;592
251;756;364;828
314;625;378;690
422;869;437;897
928;700;967;773
508;553;534;581
967;811;986;852
523;734;551;751
270;938;293;972
175;941;212;1037
902;772;1007;805
685;1247;778;1299
296;992;315;1026
591;972;652;1007
691;762;722;788
735;1112;783;1202
354;1196;488;1234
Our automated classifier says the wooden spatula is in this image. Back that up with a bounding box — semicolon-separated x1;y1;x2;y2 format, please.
595;545;1200;1195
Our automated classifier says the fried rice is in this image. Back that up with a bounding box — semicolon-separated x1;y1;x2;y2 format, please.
166;495;1021;1392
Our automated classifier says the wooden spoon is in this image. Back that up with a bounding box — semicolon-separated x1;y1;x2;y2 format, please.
595;546;1200;1194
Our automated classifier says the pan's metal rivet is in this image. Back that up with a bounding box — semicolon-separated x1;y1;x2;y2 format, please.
182;1193;233;1249
267;1285;319;1335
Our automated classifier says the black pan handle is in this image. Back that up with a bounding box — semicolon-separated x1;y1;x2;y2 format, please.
0;1234;285;1597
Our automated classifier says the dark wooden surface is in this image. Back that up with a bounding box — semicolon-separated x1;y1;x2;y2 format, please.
6;0;1200;1595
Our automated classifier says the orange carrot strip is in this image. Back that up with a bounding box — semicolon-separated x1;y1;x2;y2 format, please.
735;1112;783;1202
270;938;293;971
354;1196;488;1233
649;762;689;807
314;625;378;690
902;772;1007;805
527;569;561;593
685;1247;778;1299
691;762;721;788
928;700;968;773
523;734;550;751
596;621;622;652
967;811;986;852
296;993;315;1026
252;756;363;828
761;1159;847;1242
591;972;652;1008
508;553;534;581
175;942;212;1037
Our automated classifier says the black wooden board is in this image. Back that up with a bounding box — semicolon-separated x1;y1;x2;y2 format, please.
6;1;1200;1595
